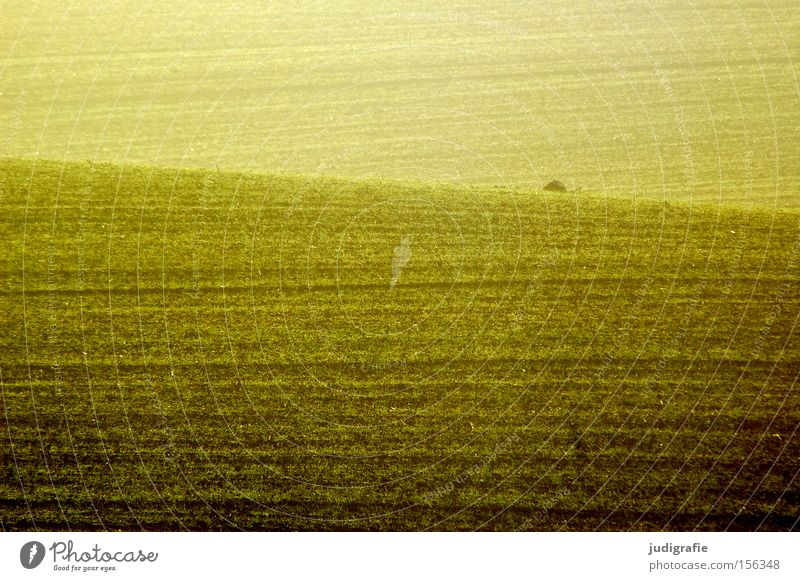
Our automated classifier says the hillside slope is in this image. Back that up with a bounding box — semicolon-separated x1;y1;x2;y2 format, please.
2;1;798;205
1;157;798;530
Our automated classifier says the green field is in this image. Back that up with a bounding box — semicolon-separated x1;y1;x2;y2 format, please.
1;1;800;532
1;157;798;530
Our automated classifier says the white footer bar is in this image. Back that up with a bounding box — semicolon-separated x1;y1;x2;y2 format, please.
2;532;797;580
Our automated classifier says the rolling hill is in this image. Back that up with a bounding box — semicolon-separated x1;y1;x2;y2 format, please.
1;156;798;530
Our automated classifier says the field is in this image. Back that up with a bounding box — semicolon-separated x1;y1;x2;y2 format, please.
1;157;798;530
1;1;800;532
1;0;799;205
